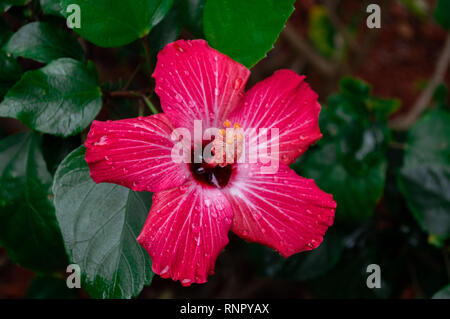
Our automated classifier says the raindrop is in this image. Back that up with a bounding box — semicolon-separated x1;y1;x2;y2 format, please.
160;265;170;275
181;278;192;285
174;43;184;52
94;136;108;146
233;78;243;90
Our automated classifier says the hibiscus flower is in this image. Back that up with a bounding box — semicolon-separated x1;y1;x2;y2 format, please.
85;39;336;286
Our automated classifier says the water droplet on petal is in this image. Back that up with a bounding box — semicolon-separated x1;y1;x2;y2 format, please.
160;265;170;276
181;278;192;285
233;78;243;90
174;43;184;52
94;136;108;146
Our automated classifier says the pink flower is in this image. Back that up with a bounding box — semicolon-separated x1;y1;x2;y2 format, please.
85;40;336;286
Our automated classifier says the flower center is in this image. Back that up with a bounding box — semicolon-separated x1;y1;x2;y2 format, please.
190;161;233;189
189;120;242;188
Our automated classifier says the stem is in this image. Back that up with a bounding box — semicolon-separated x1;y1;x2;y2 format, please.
141;94;159;115
389;33;450;129
108;90;141;99
142;36;153;77
282;26;338;77
123;62;143;90
107;90;159;114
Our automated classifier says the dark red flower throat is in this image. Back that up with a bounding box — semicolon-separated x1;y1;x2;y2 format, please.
190;140;233;188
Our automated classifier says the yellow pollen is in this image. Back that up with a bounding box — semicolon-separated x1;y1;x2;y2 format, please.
234;123;241;129
219;129;226;136
224;120;231;128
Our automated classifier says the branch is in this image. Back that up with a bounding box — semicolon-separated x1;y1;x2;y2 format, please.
108;90;141;99
107;90;159;115
281;26;338;77
389;33;450;130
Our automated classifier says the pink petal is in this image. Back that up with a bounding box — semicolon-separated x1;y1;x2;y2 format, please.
85;114;190;193
225;163;336;257
153;39;250;130
229;69;322;165
137;182;233;286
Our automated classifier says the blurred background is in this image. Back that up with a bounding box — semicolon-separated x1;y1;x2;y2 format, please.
1;0;449;299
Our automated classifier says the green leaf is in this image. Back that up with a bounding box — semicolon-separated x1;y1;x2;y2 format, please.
340;76;371;99
310;229;397;299
0;132;67;273
434;0;450;29
297;141;387;222
293;77;392;222
247;232;344;281
399;109;450;240
178;0;206;37
0;53;23;100
148;0;206;63
204;0;295;67
0;58;102;137
0;20;12;47
59;0;173;47
432;284;450;299
40;0;62;16
27;275;77;299
53;147;154;299
148;4;182;64
3;22;84;63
